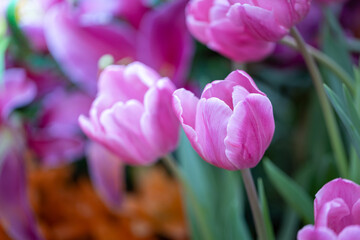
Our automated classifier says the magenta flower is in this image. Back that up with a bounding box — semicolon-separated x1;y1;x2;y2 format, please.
79;62;179;165
173;70;275;170
116;0;149;28
44;2;136;94
298;178;360;240
316;0;348;4
86;142;124;210
0;68;37;122
186;0;275;62
227;0;311;42
137;0;194;87
28;88;92;167
0;126;44;240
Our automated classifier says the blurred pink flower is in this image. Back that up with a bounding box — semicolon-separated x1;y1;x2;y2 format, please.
86;142;124;210
186;0;275;62
28;88;92;167
0;126;44;240
173;70;274;170
137;0;194;87
44;2;136;94
79;62;179;165
116;0;149;28
227;0;311;41
0;68;36;122
340;0;360;38
316;0;348;4
298;178;360;240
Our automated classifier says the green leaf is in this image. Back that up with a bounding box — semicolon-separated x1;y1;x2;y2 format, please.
325;84;360;161
321;9;354;96
6;0;31;55
0;37;9;82
177;130;251;240
263;159;314;224
257;178;275;240
349;66;360;183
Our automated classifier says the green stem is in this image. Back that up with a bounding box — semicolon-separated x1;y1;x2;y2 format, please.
280;36;354;93
162;155;214;240
240;168;267;240
290;27;348;178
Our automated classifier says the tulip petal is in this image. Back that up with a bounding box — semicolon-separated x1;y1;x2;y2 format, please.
225;93;274;169
195;97;236;170
224;70;264;95
297;225;337;240
0;69;37;121
141;78;179;156
208;18;275;62
315;198;350;234
339;226;360;240
87;142;123;210
44;3;136;94
352;199;360;225
173;88;204;159
100;100;157;165
228;3;288;41
315;178;360;233
98;63;157;104
201;80;238;109
0;151;44;240
137;0;193;87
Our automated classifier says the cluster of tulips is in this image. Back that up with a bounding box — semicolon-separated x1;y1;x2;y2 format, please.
1;0;360;239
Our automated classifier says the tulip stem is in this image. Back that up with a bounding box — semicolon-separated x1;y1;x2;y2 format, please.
162;155;214;240
280;36;354;94
240;168;267;240
289;27;348;178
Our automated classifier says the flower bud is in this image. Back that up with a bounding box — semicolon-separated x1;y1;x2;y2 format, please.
173;70;275;170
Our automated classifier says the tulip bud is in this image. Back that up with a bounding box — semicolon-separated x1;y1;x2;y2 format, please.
173;70;275;170
79;62;179;165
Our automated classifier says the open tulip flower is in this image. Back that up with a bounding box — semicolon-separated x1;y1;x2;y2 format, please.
173;70;275;170
79;62;179;166
298;178;360;240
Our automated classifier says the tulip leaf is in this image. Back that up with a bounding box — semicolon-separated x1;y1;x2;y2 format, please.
257;178;275;240
263;159;314;224
349;66;360;183
321;8;353;96
6;0;31;55
0;37;9;83
177;130;251;240
325;83;360;180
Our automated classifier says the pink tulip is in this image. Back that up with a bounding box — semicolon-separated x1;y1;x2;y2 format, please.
298;178;360;240
186;0;275;62
173;70;275;170
79;62;179;165
86;142;124;210
44;2;136;94
137;0;194;87
0;68;37;122
28;88;92;167
227;0;311;42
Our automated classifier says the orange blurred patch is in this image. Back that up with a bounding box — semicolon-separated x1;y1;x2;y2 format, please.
0;165;188;240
